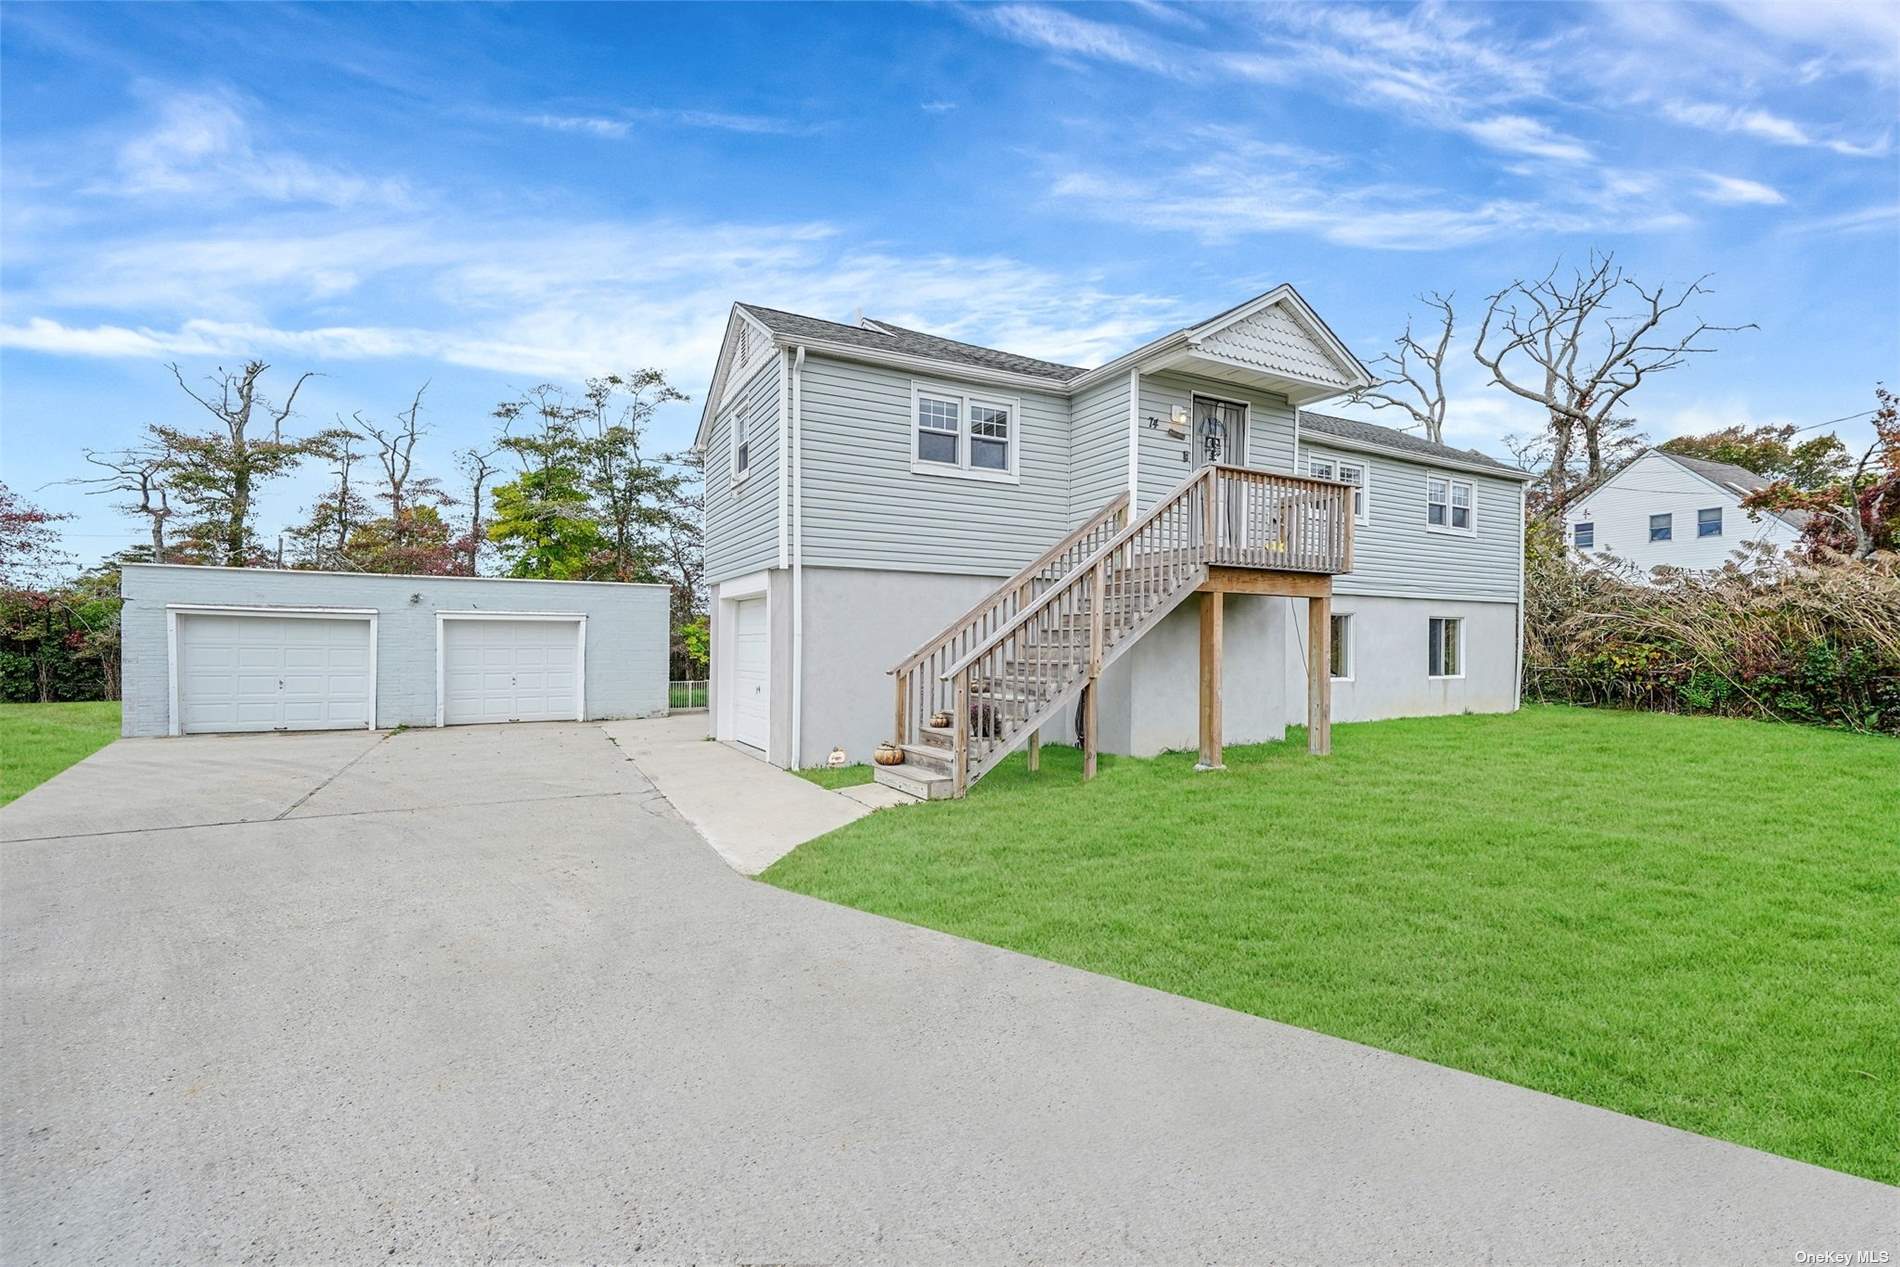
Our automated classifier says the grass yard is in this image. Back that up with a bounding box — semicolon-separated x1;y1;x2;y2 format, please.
796;763;875;790
764;706;1899;1184
0;701;121;806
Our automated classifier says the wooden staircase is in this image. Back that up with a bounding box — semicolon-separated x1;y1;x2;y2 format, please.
881;464;1354;799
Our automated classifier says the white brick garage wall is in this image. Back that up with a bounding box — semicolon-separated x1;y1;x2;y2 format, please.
120;564;670;738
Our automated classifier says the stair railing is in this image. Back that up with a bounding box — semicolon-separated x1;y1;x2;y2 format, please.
937;464;1355;794
889;491;1129;749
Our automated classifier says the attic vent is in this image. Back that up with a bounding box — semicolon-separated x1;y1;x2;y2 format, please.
735;324;752;369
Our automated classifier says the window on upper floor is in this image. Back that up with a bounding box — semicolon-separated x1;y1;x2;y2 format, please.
913;384;1018;481
732;398;751;482
1574;521;1595;549
1426;474;1475;535
1698;507;1723;538
1308;455;1370;524
1428;616;1463;679
1650;512;1673;542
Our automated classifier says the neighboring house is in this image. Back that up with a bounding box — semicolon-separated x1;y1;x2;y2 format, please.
119;564;670;737
696;286;1533;794
1563;449;1807;576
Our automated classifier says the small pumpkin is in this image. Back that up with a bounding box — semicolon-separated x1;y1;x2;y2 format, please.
929;710;953;729
873;741;904;766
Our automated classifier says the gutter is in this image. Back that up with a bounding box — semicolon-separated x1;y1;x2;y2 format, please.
790;344;806;769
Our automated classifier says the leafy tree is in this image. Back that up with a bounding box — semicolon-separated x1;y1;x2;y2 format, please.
571;370;690;582
1745;385;1900;561
150;361;317;564
1661;425;1849;491
348;505;462;575
488;468;605;578
287;427;373;570
0;482;68;591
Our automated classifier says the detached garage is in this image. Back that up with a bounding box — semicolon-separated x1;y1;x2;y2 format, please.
121;564;669;739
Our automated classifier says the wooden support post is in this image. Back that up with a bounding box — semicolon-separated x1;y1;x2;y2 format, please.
953;669;970;795
1084;561;1105;782
1081;684;1098;781
1307;593;1332;756
1202;465;1218;562
1197;589;1224;770
1027;727;1041;773
894;672;908;748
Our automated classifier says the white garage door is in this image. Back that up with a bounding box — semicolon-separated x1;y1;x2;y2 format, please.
441;617;582;725
731;598;770;751
176;613;373;734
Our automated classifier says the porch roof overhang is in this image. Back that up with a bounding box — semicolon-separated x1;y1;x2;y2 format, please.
1142;342;1360;407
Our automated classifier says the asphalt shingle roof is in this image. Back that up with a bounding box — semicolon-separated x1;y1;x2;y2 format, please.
736;304;1089;382
1655;451;1811;530
1297;411;1526;477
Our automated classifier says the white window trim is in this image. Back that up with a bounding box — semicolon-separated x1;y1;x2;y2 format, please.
165;604;380;738
1329;611;1354;682
1427;616;1465;680
1697;506;1724;538
1573;520;1595;549
1308;454;1371;525
909;380;1021;484
1649;512;1674;542
730;396;753;488
434;610;587;728
1425;472;1477;537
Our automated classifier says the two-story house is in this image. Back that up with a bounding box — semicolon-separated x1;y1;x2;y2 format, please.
1563;448;1807;576
696;285;1531;797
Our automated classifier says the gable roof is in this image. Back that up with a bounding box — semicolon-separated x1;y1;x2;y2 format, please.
1298;411;1531;480
738;304;1089;382
1647;449;1810;530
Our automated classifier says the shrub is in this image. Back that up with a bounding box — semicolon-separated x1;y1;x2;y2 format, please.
1523;524;1900;734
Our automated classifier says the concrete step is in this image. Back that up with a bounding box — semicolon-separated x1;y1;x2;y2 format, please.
898;743;952;777
874;763;955;800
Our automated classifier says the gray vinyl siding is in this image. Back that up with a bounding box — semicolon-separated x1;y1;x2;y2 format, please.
799;354;1072;576
1301;442;1523;601
1068;373;1129;526
703;358;782;584
1134;371;1298;511
118;563;669;737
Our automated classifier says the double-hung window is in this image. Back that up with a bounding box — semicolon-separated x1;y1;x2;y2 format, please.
1698;507;1723;538
1309;456;1370;523
1428;616;1463;679
1574;521;1594;549
732;399;751;481
1650;512;1673;542
913;384;1017;480
1329;612;1353;681
1427;474;1475;534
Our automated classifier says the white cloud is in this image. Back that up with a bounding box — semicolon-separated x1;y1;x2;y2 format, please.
920;100;959;114
1698;173;1788;206
1461;115;1593;163
975;4;1175;73
525;113;632;139
112;89;407;208
1661;100;1889;157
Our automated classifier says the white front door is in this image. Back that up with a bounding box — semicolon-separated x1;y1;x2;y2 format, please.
731;598;770;750
176;613;372;734
440;618;582;725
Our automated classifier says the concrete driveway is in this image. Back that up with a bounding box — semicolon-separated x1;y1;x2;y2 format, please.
2;724;1891;1264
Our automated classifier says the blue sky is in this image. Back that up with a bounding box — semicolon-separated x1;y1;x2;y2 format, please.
3;1;1895;564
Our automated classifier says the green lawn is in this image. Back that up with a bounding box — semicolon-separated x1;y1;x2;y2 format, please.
0;701;122;806
795;763;875;790
764;706;1900;1184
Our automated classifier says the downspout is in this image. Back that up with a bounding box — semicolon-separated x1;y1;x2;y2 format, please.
790;345;807;768
1513;482;1526;712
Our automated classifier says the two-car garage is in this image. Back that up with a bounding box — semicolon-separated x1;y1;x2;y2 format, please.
123;564;669;739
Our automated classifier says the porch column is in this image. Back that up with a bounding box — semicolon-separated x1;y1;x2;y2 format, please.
1197;590;1224;770
1307;594;1332;755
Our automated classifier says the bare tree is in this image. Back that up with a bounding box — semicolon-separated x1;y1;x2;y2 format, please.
286;426;371;569
1473;252;1753;513
153;361;316;563
67;443;176;562
454;436;506;576
1352;292;1453;443
355;385;446;528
